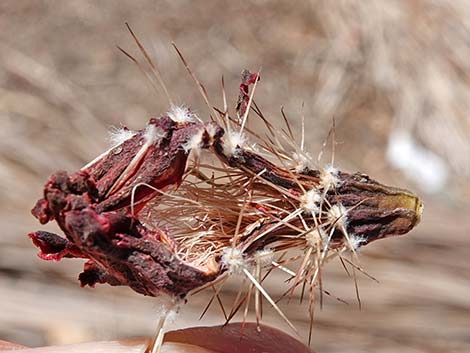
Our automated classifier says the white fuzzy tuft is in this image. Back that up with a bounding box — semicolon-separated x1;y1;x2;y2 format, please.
144;124;166;145
301;188;322;215
349;234;366;250
320;164;341;190
205;123;219;140
223;131;246;157
292;151;314;173
305;227;327;248
328;203;348;229
108;127;136;147
167;105;196;123
183;128;205;155
253;248;274;266
221;247;246;274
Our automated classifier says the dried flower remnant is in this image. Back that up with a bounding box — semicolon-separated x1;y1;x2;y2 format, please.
30;116;223;297
28;67;422;337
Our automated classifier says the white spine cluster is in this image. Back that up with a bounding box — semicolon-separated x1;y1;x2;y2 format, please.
301;188;322;215
205;123;219;141
183;128;205;155
223;131;246;157
82;126;137;171
320;164;341;191
292;151;314;173
349;234;366;250
108;127;136;147
328;203;348;229
167;105;196;123
221;247;247;274
144;124;166;145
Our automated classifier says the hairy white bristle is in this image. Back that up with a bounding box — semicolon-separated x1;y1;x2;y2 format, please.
301;188;322;215
144;124;166;145
349;234;366;250
221;247;246;274
82;127;137;170
167;105;196;123
292;151;314;173
328;203;348;229
183;128;205;155
223;131;246;157
320;164;341;190
305;228;327;248
253;248;274;266
205;123;219;140
108;126;136;147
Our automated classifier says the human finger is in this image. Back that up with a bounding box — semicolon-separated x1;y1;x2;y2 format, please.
163;322;313;353
0;323;312;353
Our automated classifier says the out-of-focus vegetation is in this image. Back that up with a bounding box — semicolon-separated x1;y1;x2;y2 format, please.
0;1;468;352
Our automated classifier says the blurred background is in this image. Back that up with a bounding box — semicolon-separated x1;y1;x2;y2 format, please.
0;1;469;352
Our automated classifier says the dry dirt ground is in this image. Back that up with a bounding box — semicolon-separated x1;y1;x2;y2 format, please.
0;1;469;353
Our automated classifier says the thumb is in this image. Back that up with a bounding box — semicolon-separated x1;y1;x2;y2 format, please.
163;322;312;353
0;323;312;353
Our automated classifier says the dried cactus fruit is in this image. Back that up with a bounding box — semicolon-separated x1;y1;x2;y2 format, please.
28;66;422;340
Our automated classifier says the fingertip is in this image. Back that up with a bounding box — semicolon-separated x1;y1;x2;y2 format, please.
164;323;313;353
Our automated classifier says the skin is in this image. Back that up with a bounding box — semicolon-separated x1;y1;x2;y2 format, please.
0;323;313;353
